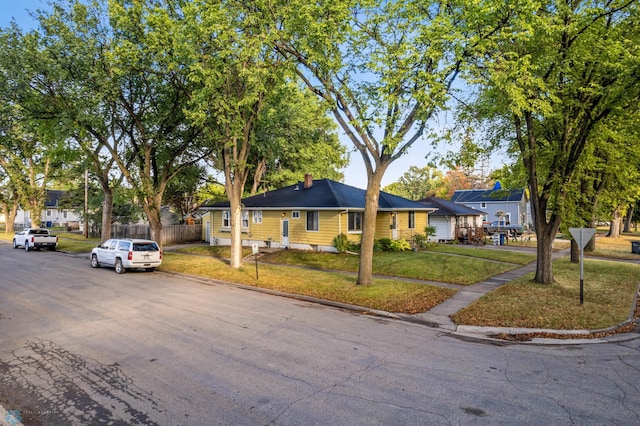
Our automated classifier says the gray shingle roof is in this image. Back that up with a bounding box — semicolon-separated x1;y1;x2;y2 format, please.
417;197;484;216
450;188;525;203
202;179;434;211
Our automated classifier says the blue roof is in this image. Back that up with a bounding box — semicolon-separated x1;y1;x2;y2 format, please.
450;188;525;203
202;179;434;211
417;197;484;217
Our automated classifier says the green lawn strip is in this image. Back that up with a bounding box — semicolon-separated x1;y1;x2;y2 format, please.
425;245;536;264
56;234;101;253
452;258;639;330
160;252;456;314
259;249;520;285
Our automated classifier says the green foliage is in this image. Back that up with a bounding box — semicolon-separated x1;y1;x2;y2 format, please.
389;239;411;252
412;233;430;249
333;233;350;254
382;166;444;200
373;238;411;252
425;226;436;237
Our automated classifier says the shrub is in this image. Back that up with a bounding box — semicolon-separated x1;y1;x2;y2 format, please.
412;233;428;249
389;238;411;252
333;233;350;253
375;238;393;251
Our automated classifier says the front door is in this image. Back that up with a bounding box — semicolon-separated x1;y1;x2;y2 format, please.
281;219;289;248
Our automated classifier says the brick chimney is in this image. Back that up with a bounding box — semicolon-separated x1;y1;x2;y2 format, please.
304;174;313;189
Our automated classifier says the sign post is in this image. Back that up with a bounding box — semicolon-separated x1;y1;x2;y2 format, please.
252;243;259;280
568;228;596;305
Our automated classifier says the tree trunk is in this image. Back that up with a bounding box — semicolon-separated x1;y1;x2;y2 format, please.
607;209;621;238
227;186;244;269
143;196;164;249
570;239;579;263
623;205;633;233
584;219;596;252
100;188;113;243
357;172;384;285
534;223;558;283
1;202;18;234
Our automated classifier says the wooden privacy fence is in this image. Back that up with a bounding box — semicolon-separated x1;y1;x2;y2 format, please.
110;224;202;245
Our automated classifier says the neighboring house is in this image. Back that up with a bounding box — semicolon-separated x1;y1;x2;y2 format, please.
417;196;485;243
41;190;83;228
200;175;436;252
451;188;530;227
4;190;83;229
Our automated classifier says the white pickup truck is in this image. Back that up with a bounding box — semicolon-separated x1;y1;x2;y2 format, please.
13;228;59;251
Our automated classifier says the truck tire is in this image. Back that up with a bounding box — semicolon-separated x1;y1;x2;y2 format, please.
24;241;30;252
114;258;126;274
91;254;100;269
13;239;18;249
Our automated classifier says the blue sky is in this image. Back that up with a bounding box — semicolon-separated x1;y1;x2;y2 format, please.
0;0;46;29
0;0;502;190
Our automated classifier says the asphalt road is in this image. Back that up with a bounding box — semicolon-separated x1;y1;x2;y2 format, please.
1;244;639;425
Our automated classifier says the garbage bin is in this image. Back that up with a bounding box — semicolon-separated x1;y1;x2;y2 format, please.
492;234;500;246
46;221;52;228
631;241;640;254
499;233;505;245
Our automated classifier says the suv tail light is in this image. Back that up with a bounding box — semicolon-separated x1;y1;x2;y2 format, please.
159;250;162;259
128;251;133;261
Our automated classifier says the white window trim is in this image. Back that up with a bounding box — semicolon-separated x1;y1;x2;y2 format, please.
222;210;230;228
292;211;300;219
347;211;363;233
253;210;262;224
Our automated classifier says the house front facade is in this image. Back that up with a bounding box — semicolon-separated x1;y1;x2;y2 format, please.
201;176;435;252
450;188;530;227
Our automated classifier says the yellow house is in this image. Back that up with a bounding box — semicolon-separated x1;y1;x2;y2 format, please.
200;176;435;252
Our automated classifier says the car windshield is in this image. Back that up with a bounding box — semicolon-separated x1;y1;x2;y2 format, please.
133;242;159;252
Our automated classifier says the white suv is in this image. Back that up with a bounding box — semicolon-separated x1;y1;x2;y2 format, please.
91;238;162;274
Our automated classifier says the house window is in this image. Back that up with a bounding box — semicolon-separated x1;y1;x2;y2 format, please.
253;210;262;224
306;211;319;231
292;211;300;219
222;210;230;228
47;210;52;217
242;211;249;228
348;212;363;232
481;203;486;209
63;211;68;219
408;211;415;229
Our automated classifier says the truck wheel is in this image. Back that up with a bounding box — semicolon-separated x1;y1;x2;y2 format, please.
13;239;18;249
24;241;30;252
114;258;125;274
91;254;100;269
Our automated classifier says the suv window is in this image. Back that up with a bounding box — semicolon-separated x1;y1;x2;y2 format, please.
117;241;131;251
108;240;118;250
133;242;159;252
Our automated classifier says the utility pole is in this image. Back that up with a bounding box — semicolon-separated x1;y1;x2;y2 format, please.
84;169;89;239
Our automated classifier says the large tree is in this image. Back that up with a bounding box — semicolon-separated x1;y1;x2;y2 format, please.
249;82;348;194
274;0;511;284
472;0;640;283
181;0;292;268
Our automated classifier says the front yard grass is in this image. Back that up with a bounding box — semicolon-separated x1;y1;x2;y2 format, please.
452;257;640;330
160;253;456;314
258;249;529;285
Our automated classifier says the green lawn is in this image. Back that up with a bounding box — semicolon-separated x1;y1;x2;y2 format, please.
452;257;639;330
258;248;530;285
